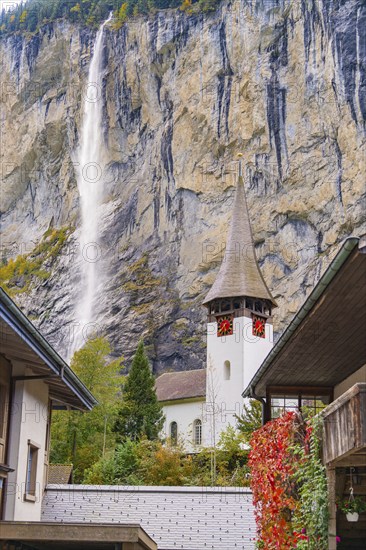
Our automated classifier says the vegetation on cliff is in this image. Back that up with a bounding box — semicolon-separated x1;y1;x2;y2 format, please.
0;227;70;296
0;0;221;35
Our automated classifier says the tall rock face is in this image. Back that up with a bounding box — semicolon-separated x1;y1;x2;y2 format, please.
1;0;365;372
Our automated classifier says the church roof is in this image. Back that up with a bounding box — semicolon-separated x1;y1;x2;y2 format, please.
155;369;206;402
48;464;73;484
203;174;276;306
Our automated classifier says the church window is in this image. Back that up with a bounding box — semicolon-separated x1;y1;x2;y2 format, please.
254;300;263;313
221;300;231;312
193;419;202;446
224;360;231;380
170;422;178;446
245;298;253;310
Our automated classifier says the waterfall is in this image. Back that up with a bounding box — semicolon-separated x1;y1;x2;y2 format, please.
71;14;112;356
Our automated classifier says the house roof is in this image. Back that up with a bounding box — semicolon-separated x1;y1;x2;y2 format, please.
243;235;366;398
203;173;276;307
0;288;97;410
155;369;206;402
48;464;73;484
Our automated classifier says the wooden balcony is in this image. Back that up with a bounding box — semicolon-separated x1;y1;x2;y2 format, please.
322;383;366;466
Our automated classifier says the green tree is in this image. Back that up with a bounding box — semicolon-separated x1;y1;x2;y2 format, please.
235;399;262;444
50;336;123;482
113;340;164;442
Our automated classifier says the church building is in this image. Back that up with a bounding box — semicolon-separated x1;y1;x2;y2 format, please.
155;165;276;450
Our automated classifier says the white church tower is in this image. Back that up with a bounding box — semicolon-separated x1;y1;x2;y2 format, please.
202;164;277;447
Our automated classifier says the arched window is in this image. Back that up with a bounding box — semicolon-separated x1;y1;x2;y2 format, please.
170;421;178;445
224;360;231;380
193;419;202;446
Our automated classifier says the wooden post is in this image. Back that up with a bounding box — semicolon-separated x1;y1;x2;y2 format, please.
327;465;337;550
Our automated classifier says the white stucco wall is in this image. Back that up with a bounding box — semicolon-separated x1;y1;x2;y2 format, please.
5;363;49;522
205;314;273;446
334;363;366;399
161;399;205;453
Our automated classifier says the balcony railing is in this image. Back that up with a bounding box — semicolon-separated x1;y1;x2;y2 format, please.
322;383;366;466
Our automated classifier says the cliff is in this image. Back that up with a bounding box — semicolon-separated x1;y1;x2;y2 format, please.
1;0;365;371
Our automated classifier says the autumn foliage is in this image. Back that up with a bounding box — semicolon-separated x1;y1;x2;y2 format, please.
249;412;300;549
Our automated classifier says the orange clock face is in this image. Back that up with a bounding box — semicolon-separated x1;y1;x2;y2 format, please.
217;315;233;337
252;314;266;338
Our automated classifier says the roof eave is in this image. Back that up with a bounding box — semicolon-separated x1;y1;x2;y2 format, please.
0;289;97;410
242;236;361;398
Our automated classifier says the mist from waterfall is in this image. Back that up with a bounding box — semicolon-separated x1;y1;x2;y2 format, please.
71;14;112;357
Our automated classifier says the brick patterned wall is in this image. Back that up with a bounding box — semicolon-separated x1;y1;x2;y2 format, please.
42;485;256;549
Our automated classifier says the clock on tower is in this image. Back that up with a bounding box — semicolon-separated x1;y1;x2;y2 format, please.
252;314;266;339
216;314;234;337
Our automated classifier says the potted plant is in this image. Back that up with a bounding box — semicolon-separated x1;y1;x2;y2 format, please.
338;496;366;522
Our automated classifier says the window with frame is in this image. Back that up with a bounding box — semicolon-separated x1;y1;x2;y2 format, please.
269;388;332;420
170;421;178;446
25;440;40;501
193;419;202;446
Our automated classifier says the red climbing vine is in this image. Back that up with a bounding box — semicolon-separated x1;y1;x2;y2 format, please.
248;411;301;549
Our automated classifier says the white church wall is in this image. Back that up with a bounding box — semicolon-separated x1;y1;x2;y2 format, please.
161;399;205;453
205;314;273;447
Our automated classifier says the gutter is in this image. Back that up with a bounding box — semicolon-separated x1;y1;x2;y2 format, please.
242;236;360;398
0;289;97;410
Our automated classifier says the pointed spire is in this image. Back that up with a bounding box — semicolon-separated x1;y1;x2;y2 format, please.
203;163;276;307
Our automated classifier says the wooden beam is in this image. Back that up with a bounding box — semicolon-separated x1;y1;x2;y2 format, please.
331;455;366;467
13;375;57;382
335;468;347;498
327;467;337;550
2;347;45;365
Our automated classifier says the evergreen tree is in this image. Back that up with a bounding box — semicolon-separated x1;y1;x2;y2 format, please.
113;340;164;442
235;399;262;444
0;0;223;37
